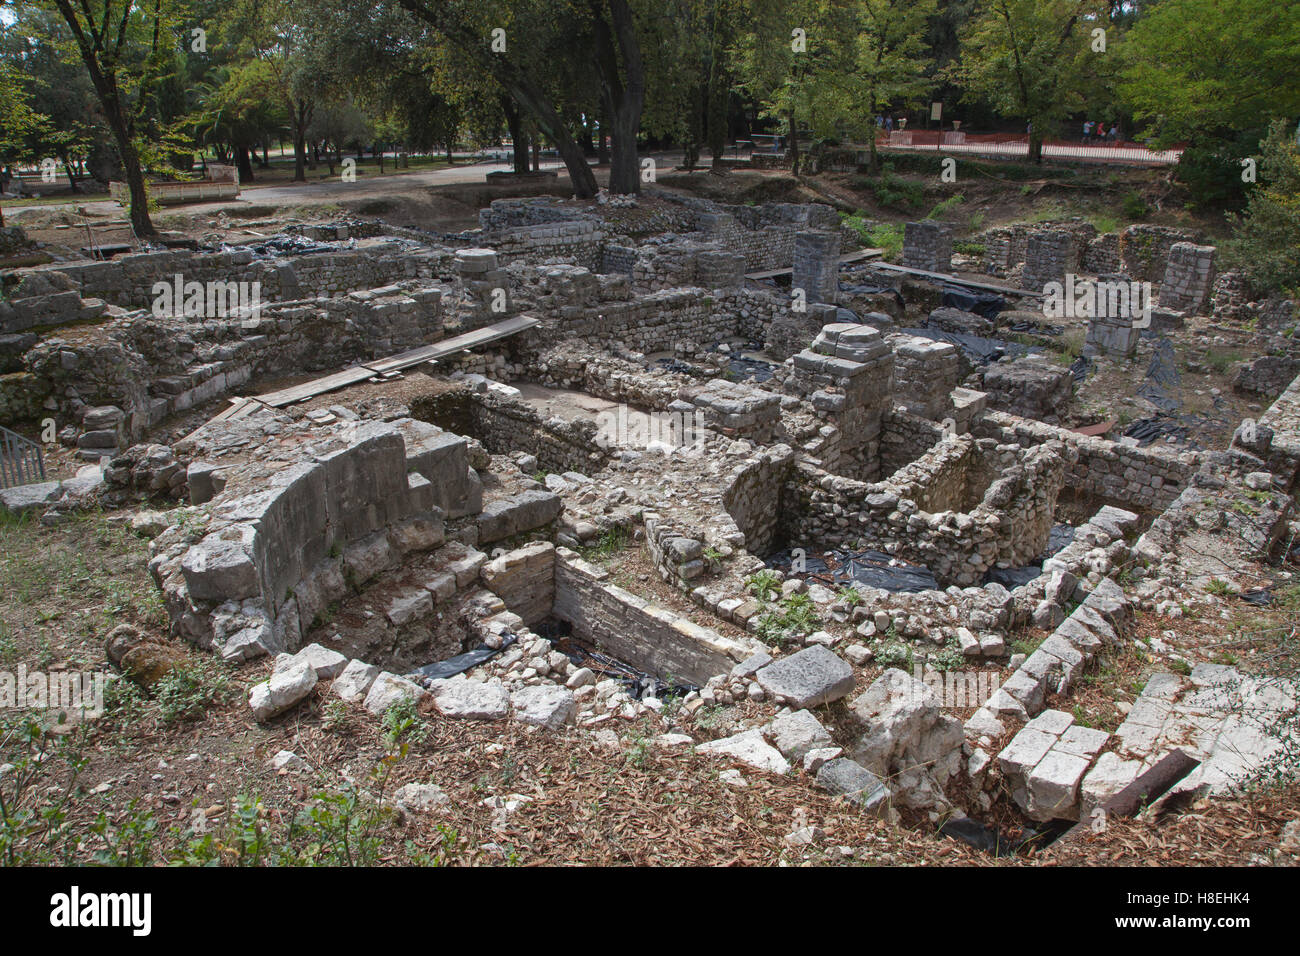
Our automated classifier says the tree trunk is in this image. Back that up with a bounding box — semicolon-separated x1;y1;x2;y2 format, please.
532;139;540;172
593;0;645;195
1029;127;1043;164
260;140;271;168
503;97;530;173
294;132;308;180
236;145;254;182
60;153;82;193
786;109;800;176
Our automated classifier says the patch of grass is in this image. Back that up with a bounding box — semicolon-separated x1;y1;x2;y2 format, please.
925;193;965;220
874;641;913;669
153;658;233;723
868;222;904;261
744;569;782;603
579;525;628;561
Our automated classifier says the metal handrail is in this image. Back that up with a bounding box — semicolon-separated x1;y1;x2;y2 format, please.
0;425;46;489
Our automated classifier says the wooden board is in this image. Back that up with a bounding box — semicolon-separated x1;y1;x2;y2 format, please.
745;248;883;281
868;261;1043;298
208;314;542;417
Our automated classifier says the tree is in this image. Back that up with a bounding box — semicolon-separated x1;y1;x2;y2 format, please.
854;0;939;170
0;61;47;226
733;0;821;175
1119;0;1300;205
39;0;186;235
1223;121;1300;296
228;0;323;183
952;0;1109;163
394;0;647;196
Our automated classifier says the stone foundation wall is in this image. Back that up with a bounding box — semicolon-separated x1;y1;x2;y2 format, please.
978;410;1196;512
29;244;454;310
554;548;753;686
980;358;1075;425
16;286;443;437
903;221;953;273
1159;242;1216;314
411;385;609;476
781;438;1069;587
722;444;796;556
1119;225;1196;283
150;417;462;661
890;334;963;421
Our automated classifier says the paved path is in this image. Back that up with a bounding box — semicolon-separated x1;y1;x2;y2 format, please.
6;157;572;221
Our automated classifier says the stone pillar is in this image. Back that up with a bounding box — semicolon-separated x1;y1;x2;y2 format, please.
902;221;954;273
792;230;841;305
1021;230;1074;291
790;323;894;478
1158;242;1216;314
455;248;511;328
890;336;963;421
1084;314;1141;359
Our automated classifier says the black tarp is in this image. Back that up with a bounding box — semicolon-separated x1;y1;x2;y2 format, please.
414;633;518;681
767;547;939;593
940;284;1006;319
982;524;1076;588
900;327;1038;365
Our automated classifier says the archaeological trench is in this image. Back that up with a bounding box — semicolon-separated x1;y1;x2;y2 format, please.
2;192;1297;849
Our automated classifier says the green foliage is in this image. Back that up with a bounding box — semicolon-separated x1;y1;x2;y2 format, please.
874;641;914;670
744;569;782;603
951;0;1111;160
153;659;232;723
1223;121;1300;295
928;640;965;672
1118;0;1300;148
754;592;821;648
381;695;427;749
925;193;964;220
869;222;905;261
1120;191;1148;220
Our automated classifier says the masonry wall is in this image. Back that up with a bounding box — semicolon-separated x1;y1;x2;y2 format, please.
32;244;456;310
977;410;1195;512
553;549;751;685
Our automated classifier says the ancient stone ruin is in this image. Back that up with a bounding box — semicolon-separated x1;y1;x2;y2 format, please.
3;187;1296;854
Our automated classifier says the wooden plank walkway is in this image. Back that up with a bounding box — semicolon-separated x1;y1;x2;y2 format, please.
204;314;540;425
867;262;1043;299
745;247;882;281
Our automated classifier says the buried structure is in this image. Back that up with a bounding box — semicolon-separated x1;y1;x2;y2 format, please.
2;191;1298;854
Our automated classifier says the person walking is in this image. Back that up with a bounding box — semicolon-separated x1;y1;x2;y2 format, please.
1083;119;1093;143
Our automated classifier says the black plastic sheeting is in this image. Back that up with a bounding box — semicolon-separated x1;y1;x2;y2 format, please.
727;355;777;383
414;633;518;681
982;523;1076;589
238;234;342;257
937;815;1074;857
1136;338;1182;414
900;327;1038;366
1240;587;1275;606
1123;416;1191;445
536;620;698;700
840;282;907;311
766;547;939;593
940;284;1006;319
1068;355;1093;383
